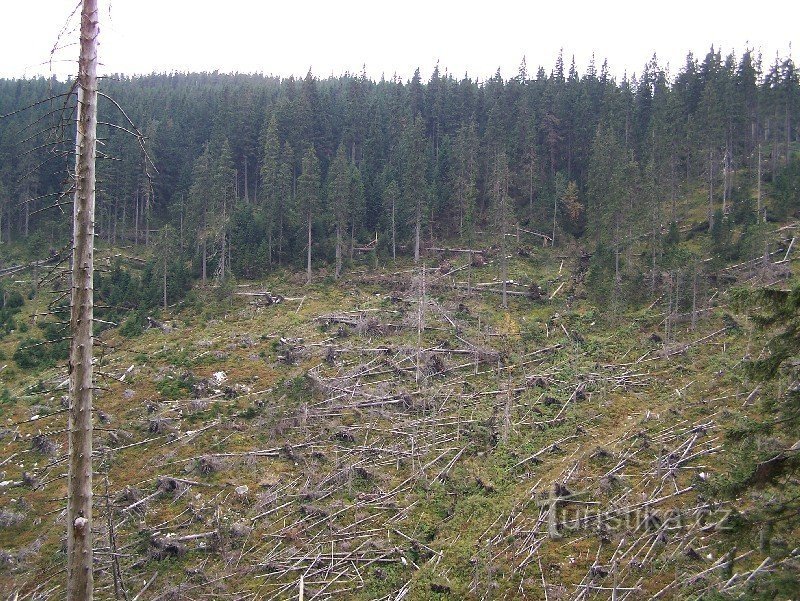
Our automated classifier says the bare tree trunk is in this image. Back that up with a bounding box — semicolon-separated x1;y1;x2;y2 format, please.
134;187;139;246
350;222;355;261
307;211;312;283
722;145;729;216
467;251;472;295
414;201;421;264
391;195;396;261
68;1;98;598
111;199;117;246
416;264;425;386
651;231;657;296
163;252;168;310
757;143;763;222
144;185;150;247
23;189;30;237
529;157;534;223
707;148;714;230
670;151;677;222
335;222;342;279
227;232;232;277
177;194;184;251
501;194;508;310
277;206;283;265
202;239;207;284
772;138;778;177
786;105;791;166
243;159;249;202
220;233;226;280
665;273;672;343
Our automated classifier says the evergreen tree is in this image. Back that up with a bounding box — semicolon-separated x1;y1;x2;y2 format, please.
381;179;400;260
155;223;177;309
348;163;365;257
453;122;478;240
260;115;281;265
328;144;350;278
188;144;214;283
211;139;236;280
401;117;429;263
297;146;321;282
491;149;513;308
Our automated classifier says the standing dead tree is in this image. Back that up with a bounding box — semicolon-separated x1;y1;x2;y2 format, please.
67;1;99;599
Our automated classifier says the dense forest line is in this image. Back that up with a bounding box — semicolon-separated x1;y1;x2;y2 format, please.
0;48;798;303
2;43;800;600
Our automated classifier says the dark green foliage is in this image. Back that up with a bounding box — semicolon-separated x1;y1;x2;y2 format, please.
119;310;148;338
709;284;800;555
746;286;800;380
156;375;194;400
139;258;192;309
0;49;797;315
0;284;24;338
773;153;800;219
230;206;269;279
12;314;69;369
3;291;24;309
13;337;63;369
665;221;680;246
709;212;742;264
95;260;192;335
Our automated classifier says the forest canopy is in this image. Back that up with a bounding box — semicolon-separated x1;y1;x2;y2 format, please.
0;49;797;287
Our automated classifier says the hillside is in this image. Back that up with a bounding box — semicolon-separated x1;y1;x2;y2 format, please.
0;213;798;599
0;46;799;600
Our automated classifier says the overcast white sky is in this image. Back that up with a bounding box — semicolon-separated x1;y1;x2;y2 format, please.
2;1;797;82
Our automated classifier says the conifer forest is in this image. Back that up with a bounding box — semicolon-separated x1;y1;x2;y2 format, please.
0;31;799;600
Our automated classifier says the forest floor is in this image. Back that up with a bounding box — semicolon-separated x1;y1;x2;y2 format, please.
0;234;798;600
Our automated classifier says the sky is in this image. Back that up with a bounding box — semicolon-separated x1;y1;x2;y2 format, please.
2;0;797;82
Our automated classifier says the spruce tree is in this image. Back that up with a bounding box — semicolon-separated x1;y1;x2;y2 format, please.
328;144;350;278
348;164;365;258
260;116;281;266
401;117;428;263
382;179;400;260
297;147;321;283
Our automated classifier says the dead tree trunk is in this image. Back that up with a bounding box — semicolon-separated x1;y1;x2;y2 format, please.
202;238;207;284
416;264;426;386
163;252;168;310
708;148;715;230
133;187;139;245
307;210;312;284
335;222;342;279
391;193;396;261
414;201;421;264
757;143;763;222
68;1;98;598
722;145;730;216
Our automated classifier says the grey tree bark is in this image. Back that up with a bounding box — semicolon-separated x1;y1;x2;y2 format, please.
707;149;715;230
757;143;764;222
414;202;421;264
67;0;98;598
307;212;312;283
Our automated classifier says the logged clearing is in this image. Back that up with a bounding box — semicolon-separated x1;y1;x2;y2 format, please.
0;237;798;600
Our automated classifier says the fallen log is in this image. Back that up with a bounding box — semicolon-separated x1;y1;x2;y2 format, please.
234;291;285;304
